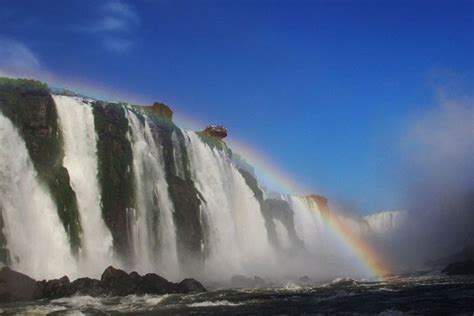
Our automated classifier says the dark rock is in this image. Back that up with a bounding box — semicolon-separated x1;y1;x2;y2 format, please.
442;260;474;275
0;267;41;302
0;266;207;302
237;168;264;203
100;266;137;296
236;167;303;252
178;278;207;293
38;275;72;299
262;199;304;251
129;271;141;282
152;124;206;274
92;103;135;260
70;277;103;296
137;273;174;295
236;167;304;253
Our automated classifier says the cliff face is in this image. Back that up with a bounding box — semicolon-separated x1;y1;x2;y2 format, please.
142;112;205;273
1;77;363;281
91;100;206;269
0;79;207;271
237;168;303;251
92;102;135;259
262;199;303;250
0;78;82;253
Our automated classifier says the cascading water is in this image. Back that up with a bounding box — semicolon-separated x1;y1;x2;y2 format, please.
286;196;369;278
125;109;179;280
363;210;406;236
0;88;404;283
273;219;292;251
54;95;115;278
171;130;186;180
184;131;273;280
0;113;77;280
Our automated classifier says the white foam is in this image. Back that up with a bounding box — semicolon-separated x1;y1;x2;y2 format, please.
188;300;241;307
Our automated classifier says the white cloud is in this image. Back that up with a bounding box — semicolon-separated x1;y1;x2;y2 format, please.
74;0;140;52
402;96;473;181
76;16;130;33
103;1;140;24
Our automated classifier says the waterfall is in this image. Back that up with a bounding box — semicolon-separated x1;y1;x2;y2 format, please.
125;109;179;280
171;130;186;180
184;131;272;280
289;196;329;254
54;95;115;278
287;196;368;278
363;210;406;236
0;88;405;282
0;113;77;280
273;219;291;251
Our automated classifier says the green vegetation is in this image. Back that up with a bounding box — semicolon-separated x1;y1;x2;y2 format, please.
196;131;232;154
0;77;49;95
92;101;135;257
141;111;206;272
0;79;82;253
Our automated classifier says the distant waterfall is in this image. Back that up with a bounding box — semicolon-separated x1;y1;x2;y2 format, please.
289;196;331;255
286;196;368;277
0;113;77;280
126;109;179;279
184;131;272;280
363;210;406;236
54;95;115;278
273;219;292;251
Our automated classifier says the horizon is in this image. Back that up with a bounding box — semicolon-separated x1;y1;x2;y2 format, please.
1;0;473;214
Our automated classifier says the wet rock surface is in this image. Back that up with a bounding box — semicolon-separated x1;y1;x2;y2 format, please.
262;198;304;250
0;267;41;302
2;274;473;315
0;266;206;302
0;79;82;253
91;102;135;259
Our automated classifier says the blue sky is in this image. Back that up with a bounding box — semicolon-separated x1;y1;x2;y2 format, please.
1;0;473;213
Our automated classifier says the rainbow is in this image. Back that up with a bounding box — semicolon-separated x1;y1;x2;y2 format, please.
227;140;391;280
227;140;313;195
302;196;391;280
19;72;391;280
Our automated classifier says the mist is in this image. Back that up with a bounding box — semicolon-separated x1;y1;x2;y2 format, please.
372;91;473;270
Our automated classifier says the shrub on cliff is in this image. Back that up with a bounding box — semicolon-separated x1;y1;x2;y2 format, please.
0;77;49;95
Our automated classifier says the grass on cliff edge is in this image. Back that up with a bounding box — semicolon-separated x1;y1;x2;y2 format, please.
0;77;49;95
